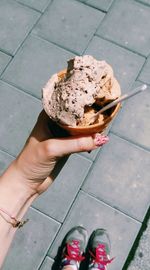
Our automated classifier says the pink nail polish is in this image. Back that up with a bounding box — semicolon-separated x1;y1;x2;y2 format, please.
94;134;109;146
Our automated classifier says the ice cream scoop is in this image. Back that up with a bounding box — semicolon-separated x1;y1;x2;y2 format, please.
42;55;121;128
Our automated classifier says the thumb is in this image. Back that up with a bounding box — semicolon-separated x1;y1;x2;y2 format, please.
41;133;109;158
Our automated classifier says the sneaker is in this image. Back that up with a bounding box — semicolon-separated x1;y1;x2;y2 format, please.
60;226;88;270
88;229;114;270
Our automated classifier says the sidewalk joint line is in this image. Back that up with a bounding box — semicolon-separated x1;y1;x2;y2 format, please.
94;34;147;58
134;0;150;8
80;129;113;188
0;48;13;57
138;79;150;87
0;58;13;80
46;165;94;257
0;147;16;158
0;0;54;78
13;0;43;13
134;59;147;81
80;190;142;223
82;10;107;55
31;33;79;56
37;255;54;270
0;146;16;158
74;0;107;13
77;152;94;163
30;205;61;224
0;79;41;102
110;131;150;153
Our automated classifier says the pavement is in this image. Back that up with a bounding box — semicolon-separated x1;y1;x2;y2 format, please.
0;0;150;269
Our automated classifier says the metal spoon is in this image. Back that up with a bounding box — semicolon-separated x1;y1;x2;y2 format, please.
88;84;147;125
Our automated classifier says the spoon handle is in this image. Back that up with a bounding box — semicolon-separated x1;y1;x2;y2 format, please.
94;84;147;118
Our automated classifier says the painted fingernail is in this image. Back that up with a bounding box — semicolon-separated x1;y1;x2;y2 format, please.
94;133;109;146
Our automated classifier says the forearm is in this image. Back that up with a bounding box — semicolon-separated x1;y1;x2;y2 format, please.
0;161;38;268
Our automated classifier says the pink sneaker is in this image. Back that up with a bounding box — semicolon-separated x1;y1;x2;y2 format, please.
88;229;114;270
60;226;88;270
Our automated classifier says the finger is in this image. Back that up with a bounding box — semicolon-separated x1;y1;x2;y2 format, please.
41;133;109;158
30;110;69;142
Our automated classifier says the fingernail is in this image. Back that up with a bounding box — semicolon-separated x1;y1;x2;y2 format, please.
94;133;109;147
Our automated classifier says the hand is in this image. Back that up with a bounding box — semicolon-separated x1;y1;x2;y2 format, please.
13;111;109;195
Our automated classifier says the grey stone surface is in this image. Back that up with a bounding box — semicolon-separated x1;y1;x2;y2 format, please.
86;0;114;12
33;154;92;222
0;150;14;175
78;0;87;3
0;52;11;76
39;256;54;270
127;217;150;270
139;55;150;85
81;147;100;161
32;0;105;54
85;36;145;93
2;208;60;270
2;35;74;98
136;0;150;5
97;0;150;56
0;80;41;156
83;133;150;221
0;0;150;269
15;0;52;12
112;82;150;150
48;191;141;270
0;0;40;55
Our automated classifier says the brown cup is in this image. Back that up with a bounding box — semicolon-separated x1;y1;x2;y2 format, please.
57;69;121;135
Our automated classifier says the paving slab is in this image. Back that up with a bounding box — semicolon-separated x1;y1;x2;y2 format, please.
0;52;11;76
0;0;40;55
15;0;52;12
0;80;41;156
86;0;114;12
48;191;141;270
97;0;150;56
2;35;74;99
85;36;145;92
39;256;54;270
32;0;105;54
33;154;92;222
127;217;150;270
2;208;60;270
139;55;150;85
77;0;87;3
83;133;150;221
136;0;150;6
81;147;100;161
111;82;150;150
0;150;14;175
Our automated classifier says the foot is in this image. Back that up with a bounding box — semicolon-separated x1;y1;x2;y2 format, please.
60;226;88;270
88;229;114;270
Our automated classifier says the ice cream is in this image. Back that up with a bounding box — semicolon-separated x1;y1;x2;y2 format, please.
42;55;121;128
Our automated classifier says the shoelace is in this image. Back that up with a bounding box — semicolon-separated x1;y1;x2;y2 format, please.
65;240;85;262
89;243;114;270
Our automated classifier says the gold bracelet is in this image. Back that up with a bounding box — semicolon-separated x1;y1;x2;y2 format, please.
0;207;29;228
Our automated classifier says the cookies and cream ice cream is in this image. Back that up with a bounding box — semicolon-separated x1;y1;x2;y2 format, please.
42;55;121;127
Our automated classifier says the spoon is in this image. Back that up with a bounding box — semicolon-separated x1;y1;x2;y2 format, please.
88;84;147;125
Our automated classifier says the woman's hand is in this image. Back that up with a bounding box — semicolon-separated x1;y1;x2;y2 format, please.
13;111;109;196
